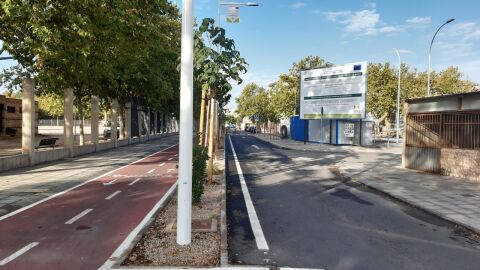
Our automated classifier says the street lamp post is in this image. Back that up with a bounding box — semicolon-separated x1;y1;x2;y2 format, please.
427;18;455;97
177;0;194;246
394;49;401;144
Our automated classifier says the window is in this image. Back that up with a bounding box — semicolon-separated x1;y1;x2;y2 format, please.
6;106;15;113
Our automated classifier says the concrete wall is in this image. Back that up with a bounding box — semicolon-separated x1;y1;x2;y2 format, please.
441;148;480;181
0;132;178;173
0;154;30;171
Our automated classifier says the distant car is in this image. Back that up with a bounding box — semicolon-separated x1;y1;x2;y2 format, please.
103;122;120;139
227;124;237;132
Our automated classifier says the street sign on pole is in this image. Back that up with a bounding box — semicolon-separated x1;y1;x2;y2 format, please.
177;0;194;246
227;6;240;23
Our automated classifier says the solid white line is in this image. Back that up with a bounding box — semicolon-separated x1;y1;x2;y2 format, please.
128;178;141;186
105;190;122;200
158;162;166;167
228;136;269;251
168;157;173;161
147;168;155;174
99;181;178;270
65;209;93;224
251;144;260;149
103;179;117;186
0;242;39;266
0;143;178;222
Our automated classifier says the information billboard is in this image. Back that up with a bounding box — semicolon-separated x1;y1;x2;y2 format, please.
300;62;367;119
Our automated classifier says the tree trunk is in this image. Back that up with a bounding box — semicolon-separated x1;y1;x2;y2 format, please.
198;88;207;146
207;98;216;183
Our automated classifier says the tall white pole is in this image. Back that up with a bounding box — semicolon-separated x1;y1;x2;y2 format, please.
394;49;401;144
177;0;194;245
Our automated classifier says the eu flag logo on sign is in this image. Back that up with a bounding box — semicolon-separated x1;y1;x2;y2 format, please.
353;64;362;71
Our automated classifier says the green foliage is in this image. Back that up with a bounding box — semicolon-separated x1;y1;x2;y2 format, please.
194;18;248;107
236;83;273;123
367;63;476;120
37;92;64;118
192;144;209;204
0;0;181;116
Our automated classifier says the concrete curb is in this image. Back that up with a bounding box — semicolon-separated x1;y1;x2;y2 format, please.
220;141;229;267
354;177;480;235
109;182;178;269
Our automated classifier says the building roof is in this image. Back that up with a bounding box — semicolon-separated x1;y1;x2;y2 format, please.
406;91;480;103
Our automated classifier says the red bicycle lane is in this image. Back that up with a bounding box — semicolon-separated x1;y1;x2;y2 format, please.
0;144;179;270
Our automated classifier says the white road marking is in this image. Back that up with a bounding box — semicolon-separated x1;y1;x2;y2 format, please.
174;154;178;157
158;162;166;167
147;168;156;174
228;136;269;251
103;179;117;186
105;190;122;200
167;168;175;173
0;242;39;266
0;143;178;222
251;144;260;149
128;178;141;186
65;209;93;224
168;157;173;161
99;181;178;270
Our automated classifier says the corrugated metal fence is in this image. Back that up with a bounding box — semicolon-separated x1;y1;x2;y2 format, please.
405;110;480;172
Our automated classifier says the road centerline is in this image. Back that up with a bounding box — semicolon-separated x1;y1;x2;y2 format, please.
228;135;269;251
103;179;117;186
168;157;173;161
158;162;166;167
65;209;93;225
147;168;156;174
0;242;39;266
105;191;122;200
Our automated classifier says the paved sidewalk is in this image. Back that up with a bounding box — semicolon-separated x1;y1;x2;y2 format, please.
252;132;480;234
0;135;178;217
250;132;403;154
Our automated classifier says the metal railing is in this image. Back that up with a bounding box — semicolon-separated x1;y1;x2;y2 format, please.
406;111;480;149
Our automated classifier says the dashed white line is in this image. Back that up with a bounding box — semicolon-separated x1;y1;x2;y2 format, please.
251;144;260;149
167;168;175;173
105;190;122;200
65;209;93;225
168;157;173;161
128;178;141;186
174;154;178;157
103;179;117;186
158;162;166;167
228;135;269;251
0;242;39;266
147;168;156;174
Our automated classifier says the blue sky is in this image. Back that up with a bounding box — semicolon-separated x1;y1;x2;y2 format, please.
2;1;479;110
193;0;480;109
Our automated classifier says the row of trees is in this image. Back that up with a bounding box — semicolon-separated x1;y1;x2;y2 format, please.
236;56;477;126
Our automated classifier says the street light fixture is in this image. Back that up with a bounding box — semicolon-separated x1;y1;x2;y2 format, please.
427;18;455;97
394;48;401;144
217;1;259;28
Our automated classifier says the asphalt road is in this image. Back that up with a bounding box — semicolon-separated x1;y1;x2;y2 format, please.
0;142;179;270
226;133;480;270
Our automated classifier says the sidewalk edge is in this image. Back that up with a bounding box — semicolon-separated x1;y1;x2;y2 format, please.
353;177;480;235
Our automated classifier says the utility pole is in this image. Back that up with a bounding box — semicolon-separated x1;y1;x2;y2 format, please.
394;49;401;144
177;0;194;246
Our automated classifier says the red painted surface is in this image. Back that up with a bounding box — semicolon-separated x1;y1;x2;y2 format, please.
0;145;179;270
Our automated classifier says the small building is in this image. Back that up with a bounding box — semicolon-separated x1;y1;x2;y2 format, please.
290;115;375;146
0;95;39;137
404;91;480;181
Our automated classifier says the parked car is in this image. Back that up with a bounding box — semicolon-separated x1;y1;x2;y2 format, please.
103;122;120;139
